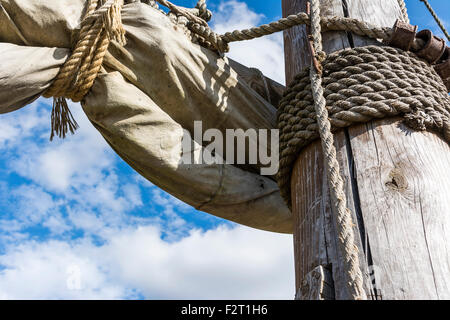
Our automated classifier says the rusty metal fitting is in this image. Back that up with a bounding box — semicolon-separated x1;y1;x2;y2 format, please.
434;47;450;78
416;29;446;64
388;19;418;51
433;47;450;92
443;78;450;92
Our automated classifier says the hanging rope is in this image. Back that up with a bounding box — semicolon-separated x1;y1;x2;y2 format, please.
420;0;450;41
306;0;367;300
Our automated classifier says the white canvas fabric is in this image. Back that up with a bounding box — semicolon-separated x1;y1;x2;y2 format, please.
0;0;292;233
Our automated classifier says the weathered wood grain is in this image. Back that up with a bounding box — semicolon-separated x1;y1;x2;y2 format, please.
284;0;450;300
284;0;384;300
282;0;350;84
348;118;450;299
345;0;402;46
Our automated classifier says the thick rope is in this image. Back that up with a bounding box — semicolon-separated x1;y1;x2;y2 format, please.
188;12;426;54
37;0;449;300
278;45;450;299
308;0;366;300
195;0;212;22
277;44;450;219
397;0;410;24
43;0;126;140
42;0;216;141
151;0;408;54
150;0;417;54
420;0;450;41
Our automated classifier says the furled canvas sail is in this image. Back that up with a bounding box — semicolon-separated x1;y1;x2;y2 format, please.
0;0;292;233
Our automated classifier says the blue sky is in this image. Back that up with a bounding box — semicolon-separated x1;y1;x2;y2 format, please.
0;0;448;299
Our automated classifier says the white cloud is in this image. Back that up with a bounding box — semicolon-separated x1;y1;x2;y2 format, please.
0;100;48;148
0;122;20;148
42;213;72;235
11;185;59;225
122;183;143;208
212;0;286;84
0;225;294;300
0;99;145;237
8;100;114;193
0;240;126;300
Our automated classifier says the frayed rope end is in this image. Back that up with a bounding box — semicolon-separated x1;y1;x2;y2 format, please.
50;97;80;141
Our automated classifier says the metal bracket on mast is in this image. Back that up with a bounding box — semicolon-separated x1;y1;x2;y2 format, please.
295;265;335;300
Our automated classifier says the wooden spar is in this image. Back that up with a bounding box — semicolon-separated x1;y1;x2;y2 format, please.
282;0;450;300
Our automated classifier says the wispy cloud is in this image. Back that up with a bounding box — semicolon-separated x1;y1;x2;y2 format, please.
212;0;286;84
0;225;294;300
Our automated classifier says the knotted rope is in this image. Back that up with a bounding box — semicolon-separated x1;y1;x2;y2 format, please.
43;0;126;140
278;46;450;206
278;0;448;293
277;45;450;297
44;0;435;141
39;0;450;300
195;0;212;22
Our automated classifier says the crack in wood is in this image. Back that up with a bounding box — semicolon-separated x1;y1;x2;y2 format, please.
341;0;355;47
341;0;380;299
419;194;440;299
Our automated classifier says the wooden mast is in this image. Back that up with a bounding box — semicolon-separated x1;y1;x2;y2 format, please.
282;0;450;300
